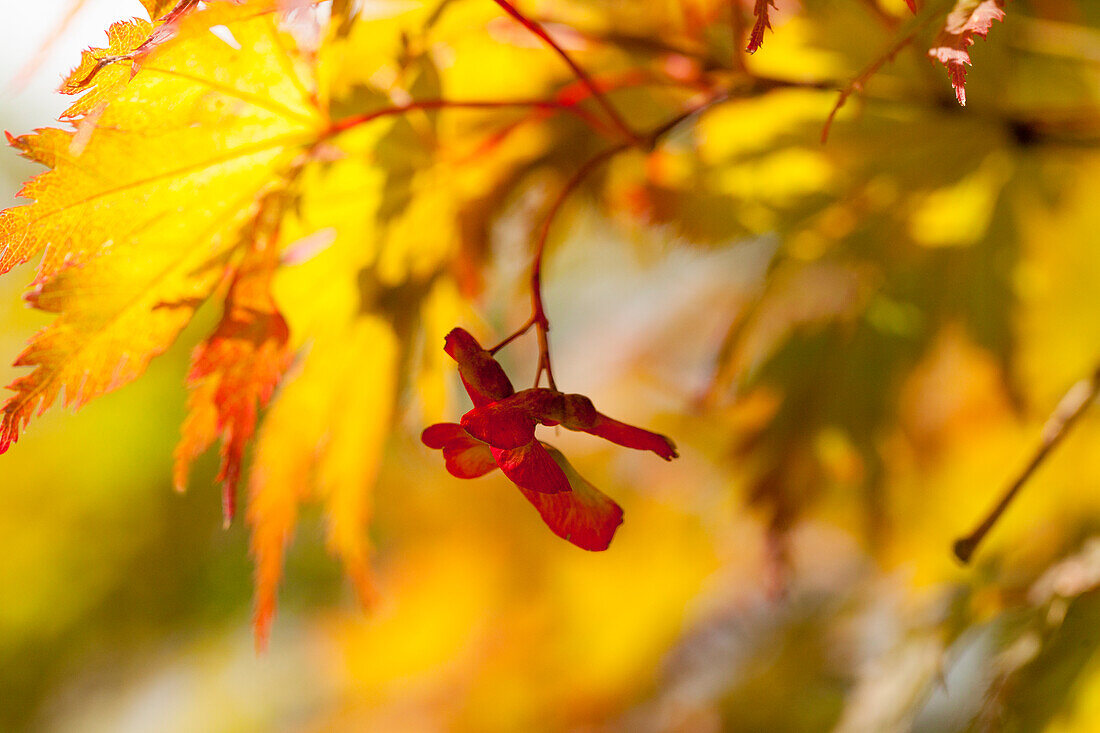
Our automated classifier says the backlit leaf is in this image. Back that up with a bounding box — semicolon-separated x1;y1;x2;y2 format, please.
173;193;293;524
0;6;321;453
249;316;398;647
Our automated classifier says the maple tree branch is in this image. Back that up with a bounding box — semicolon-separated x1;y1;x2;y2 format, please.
529;142;629;389
954;365;1100;563
467;71;719;156
527;92;729;389
323;98;611;138
487;0;641;145
325;91;729;389
489;317;536;355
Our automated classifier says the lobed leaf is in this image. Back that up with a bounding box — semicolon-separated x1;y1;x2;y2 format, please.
249;317;398;648
59;17;152;119
0;7;321;454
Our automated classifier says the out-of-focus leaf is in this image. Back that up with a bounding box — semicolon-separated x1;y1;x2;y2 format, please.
250;316;397;647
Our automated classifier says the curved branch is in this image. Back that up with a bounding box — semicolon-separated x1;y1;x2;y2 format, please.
488;0;640;144
954;364;1100;563
324;97;611;138
526;92;730;388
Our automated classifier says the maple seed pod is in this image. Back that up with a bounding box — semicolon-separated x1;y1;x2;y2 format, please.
443;328;514;405
491;442;571;494
560;394;598;430
585;416;679;461
443;327;481;361
461;400;538;449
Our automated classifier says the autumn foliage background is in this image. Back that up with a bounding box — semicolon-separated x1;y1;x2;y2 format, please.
4;0;1100;731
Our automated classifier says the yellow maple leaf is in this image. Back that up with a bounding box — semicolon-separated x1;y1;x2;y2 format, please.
248;316;398;648
0;5;321;451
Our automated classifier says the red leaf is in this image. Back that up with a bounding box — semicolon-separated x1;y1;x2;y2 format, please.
518;445;623;551
421;422;467;449
423;419;572;493
928;0;1005;106
461;402;537;449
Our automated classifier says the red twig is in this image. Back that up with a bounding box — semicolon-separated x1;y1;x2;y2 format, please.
324;98;607;137
489;317;535;354
529;143;630;388
525;93;728;389
162;0;201;23
821;1;938;143
488;0;640;145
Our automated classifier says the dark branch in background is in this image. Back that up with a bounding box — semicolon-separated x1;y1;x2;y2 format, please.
820;0;956;143
821;31;916;142
323;97;613;138
577;30;721;72
954;364;1100;563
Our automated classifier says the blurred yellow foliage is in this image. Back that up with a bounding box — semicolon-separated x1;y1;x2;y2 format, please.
2;0;1100;731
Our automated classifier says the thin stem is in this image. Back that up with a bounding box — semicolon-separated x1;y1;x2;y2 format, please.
534;323;557;391
488;0;641;145
954;365;1100;563
527;91;729;389
489;317;535;354
162;0;200;23
528;142;628;388
324;97;609;138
